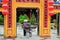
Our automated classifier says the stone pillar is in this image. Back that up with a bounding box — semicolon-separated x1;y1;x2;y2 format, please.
57;13;60;36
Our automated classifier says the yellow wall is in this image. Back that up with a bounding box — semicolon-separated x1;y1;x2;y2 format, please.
4;15;8;37
5;0;50;37
54;10;60;12
40;0;50;37
3;0;60;38
12;0;41;37
0;8;2;11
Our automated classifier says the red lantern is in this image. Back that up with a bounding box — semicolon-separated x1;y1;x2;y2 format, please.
48;1;54;5
2;4;8;9
49;12;54;16
2;10;8;15
2;0;9;3
48;6;54;10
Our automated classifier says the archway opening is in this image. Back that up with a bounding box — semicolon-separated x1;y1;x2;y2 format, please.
16;8;40;37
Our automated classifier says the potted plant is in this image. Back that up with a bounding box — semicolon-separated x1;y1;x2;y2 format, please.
30;13;37;28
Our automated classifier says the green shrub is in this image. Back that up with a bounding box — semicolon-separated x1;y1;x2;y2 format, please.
18;15;23;24
23;14;29;20
18;14;29;24
0;15;3;23
30;13;36;24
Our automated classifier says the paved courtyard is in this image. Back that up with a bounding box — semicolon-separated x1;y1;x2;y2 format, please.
0;24;60;40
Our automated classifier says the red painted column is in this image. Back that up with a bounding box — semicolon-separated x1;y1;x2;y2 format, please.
8;0;12;28
44;0;48;28
7;0;12;38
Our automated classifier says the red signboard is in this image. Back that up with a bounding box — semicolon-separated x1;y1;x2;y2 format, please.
44;0;48;28
16;0;40;3
8;0;12;28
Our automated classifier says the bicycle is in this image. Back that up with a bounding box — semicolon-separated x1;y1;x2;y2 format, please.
25;28;32;38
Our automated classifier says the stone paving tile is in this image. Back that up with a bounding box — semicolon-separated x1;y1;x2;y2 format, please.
0;25;60;40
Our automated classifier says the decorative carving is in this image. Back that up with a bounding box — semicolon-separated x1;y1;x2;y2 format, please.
43;29;48;34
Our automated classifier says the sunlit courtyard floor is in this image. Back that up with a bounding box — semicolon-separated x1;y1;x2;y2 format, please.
0;24;60;40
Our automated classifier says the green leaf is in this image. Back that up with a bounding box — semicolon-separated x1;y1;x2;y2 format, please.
30;13;36;24
18;14;29;24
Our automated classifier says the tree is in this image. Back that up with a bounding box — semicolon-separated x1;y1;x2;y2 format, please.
18;14;29;24
23;14;29;20
18;15;23;24
30;13;36;24
0;15;3;24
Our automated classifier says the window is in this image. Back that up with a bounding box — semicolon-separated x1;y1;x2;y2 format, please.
0;0;2;2
16;0;40;3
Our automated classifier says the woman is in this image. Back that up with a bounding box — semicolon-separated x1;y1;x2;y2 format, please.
22;20;32;37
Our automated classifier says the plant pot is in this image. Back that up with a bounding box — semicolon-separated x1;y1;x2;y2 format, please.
31;24;38;29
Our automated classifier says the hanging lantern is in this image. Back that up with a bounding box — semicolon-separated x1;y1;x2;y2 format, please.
2;4;8;9
48;6;54;10
2;10;8;15
2;0;9;3
48;1;54;5
49;12;54;16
